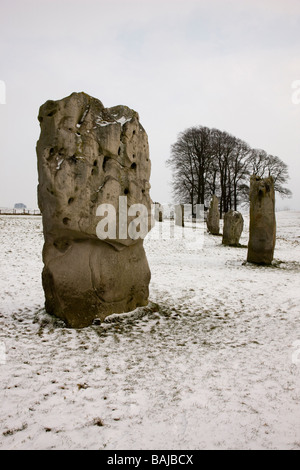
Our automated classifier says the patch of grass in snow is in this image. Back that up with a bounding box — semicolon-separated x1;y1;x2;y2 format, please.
2;423;28;437
243;259;300;272
33;308;66;334
92;417;104;427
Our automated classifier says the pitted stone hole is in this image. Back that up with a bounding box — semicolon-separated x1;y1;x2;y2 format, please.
124;188;129;195
53;240;70;253
118;147;121;156
47;109;57;117
102;156;110;171
93;160;98;167
68;197;74;205
131;162;137;170
69;155;77;164
142;189;145;194
132;154;136;159
63;217;71;225
133;130;136;135
136;212;141;232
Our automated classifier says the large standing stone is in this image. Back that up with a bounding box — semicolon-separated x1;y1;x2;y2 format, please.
206;195;220;235
222;210;244;246
37;92;152;327
247;175;276;265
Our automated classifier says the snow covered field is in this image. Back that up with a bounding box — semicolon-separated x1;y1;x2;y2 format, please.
0;211;299;450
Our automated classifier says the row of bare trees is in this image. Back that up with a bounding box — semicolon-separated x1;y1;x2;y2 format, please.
167;126;291;217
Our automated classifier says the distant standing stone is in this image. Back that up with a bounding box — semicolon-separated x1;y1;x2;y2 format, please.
247;175;276;265
154;203;163;222
222;210;244;246
207;195;220;235
175;204;184;227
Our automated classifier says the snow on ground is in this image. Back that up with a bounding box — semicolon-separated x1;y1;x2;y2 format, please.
0;212;299;450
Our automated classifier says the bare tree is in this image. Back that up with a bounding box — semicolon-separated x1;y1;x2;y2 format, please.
167;126;213;212
265;155;292;197
167;126;292;216
229;139;252;210
249;149;270;176
210;129;238;217
167;130;197;208
249;150;292;197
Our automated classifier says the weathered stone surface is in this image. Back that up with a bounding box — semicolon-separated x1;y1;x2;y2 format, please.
247;175;276;265
206;195;220;235
37;92;152;327
222;210;244;246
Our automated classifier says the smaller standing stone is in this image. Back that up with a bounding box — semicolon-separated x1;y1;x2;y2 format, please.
247;175;276;265
154;203;163;222
222;210;244;246
207;195;220;235
175;204;184;227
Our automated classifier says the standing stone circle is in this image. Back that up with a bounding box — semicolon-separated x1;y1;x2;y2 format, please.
247;175;276;265
36;92;152;328
206;195;220;235
222;210;244;246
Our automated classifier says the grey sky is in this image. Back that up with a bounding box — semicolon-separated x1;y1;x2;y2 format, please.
1;0;300;209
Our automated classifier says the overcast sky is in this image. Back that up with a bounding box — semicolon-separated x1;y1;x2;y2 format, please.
1;0;300;210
